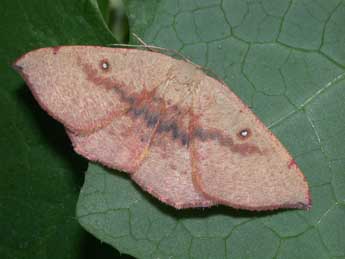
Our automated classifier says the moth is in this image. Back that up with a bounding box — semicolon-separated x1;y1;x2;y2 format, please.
13;46;311;211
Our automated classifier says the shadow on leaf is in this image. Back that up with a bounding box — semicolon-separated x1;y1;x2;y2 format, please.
104;166;285;220
16;84;87;186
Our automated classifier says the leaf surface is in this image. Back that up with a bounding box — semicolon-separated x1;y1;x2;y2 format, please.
77;0;345;258
0;0;123;258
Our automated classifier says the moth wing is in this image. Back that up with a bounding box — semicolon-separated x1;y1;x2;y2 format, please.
131;91;214;209
67;112;157;173
14;47;129;134
57;48;214;207
191;76;311;210
15;46;310;210
13;47;174;134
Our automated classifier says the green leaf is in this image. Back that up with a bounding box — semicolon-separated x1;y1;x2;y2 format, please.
77;0;345;258
0;0;125;258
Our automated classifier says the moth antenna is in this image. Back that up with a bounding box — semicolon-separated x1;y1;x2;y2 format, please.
135;36;224;82
132;33;149;47
107;37;223;83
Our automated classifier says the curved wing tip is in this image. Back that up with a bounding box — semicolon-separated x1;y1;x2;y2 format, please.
305;194;312;210
12;53;27;72
12;62;23;72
